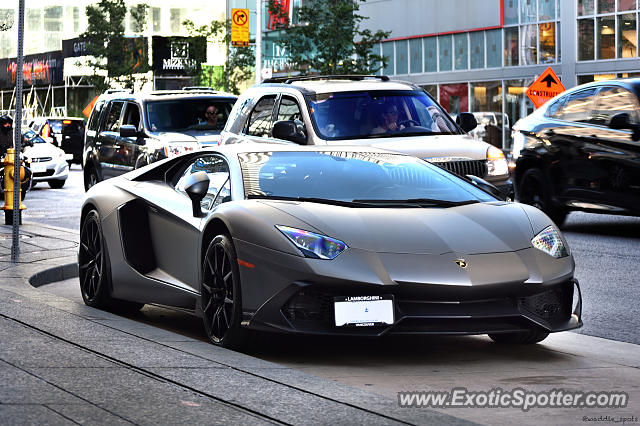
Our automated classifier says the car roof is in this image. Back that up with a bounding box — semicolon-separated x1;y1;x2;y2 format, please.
258;76;419;95
200;142;404;157
97;90;237;103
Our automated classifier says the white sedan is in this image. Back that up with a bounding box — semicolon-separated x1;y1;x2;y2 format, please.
22;129;70;189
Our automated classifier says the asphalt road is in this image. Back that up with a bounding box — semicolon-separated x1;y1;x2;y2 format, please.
18;168;640;346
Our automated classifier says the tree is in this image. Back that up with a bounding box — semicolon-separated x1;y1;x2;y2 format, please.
81;0;150;92
268;0;390;75
183;19;255;95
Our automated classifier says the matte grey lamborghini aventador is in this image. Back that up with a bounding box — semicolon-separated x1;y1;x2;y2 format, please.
79;144;582;348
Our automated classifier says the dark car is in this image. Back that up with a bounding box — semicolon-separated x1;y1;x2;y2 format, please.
82;88;237;191
30;116;86;166
219;75;512;199
512;78;640;226
80;144;581;349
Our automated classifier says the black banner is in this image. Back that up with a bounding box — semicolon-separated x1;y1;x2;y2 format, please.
152;36;206;76
62;37;92;58
0;51;64;89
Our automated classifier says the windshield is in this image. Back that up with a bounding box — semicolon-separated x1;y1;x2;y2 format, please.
238;151;495;205
146;98;236;132
22;129;46;143
307;90;459;140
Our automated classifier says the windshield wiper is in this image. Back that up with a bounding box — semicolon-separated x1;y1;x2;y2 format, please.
247;194;377;207
351;198;480;207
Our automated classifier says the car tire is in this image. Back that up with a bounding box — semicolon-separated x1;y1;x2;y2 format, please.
79;209;112;308
84;166;99;191
49;179;65;189
488;329;550;344
518;168;568;227
201;234;249;349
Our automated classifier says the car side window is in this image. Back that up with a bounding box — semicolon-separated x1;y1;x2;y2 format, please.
246;95;276;137
546;96;566;118
122;102;141;130
175;156;231;211
88;100;106;132
103;101;125;132
591;86;640;126
557;89;596;123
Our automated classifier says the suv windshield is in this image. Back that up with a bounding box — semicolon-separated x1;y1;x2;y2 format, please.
307;90;459;140
146;98;236;132
238;151;495;204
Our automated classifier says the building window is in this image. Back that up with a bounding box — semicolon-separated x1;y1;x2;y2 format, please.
44;6;63;32
538;0;555;21
438;35;452;71
598;0;615;14
521;24;537;64
26;9;41;32
505;0;518;25
44;33;61;52
618;0;637;11
170;8;186;33
520;0;536;23
578;19;595;60
486;29;501;67
539;22;555;63
424;37;437;72
395;40;408;75
129;6;145;33
597;16;616;59
470;81;504;149
578;0;595;16
618;13;637;57
382;41;394;75
440;83;468;115
422;85;437;100
152;8;161;32
469;31;485;69
454;33;468;70
409;38;422;74
504;27;519;66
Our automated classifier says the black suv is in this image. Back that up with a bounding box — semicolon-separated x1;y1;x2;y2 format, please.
83;88;237;190
512;78;640;226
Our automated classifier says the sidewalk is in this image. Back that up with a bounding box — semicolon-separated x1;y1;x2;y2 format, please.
1;222;639;425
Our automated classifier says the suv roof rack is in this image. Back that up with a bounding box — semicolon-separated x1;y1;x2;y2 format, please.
181;86;216;91
147;89;224;96
105;88;134;94
262;75;390;84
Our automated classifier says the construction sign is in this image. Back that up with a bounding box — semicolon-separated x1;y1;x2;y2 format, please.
231;9;250;47
526;67;565;108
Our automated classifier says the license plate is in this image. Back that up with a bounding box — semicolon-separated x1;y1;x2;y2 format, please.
334;295;394;327
31;163;46;173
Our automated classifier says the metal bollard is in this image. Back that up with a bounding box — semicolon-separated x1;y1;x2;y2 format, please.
1;148;27;225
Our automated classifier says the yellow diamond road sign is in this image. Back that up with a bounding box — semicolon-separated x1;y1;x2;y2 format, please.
231;8;249;47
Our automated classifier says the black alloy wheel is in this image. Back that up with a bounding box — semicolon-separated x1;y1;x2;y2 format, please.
79;210;110;307
201;234;247;349
85;167;99;191
488;329;550;344
518;168;568;227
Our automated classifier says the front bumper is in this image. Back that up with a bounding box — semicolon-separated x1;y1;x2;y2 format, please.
246;278;582;337
30;160;69;182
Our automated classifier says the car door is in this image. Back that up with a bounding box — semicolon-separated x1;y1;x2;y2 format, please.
585;85;640;211
112;101;143;174
242;94;291;144
273;94;309;145
97;100;125;179
549;88;599;203
140;154;232;293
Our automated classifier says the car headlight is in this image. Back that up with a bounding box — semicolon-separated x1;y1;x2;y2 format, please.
276;225;347;260
487;146;509;176
531;226;568;258
163;144;196;158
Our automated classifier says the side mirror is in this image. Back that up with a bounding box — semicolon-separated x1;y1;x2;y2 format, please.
456;112;478;133
184;171;210;217
272;120;307;144
120;125;138;138
465;174;506;201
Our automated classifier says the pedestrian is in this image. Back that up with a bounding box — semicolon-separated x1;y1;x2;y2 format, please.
0;115;13;159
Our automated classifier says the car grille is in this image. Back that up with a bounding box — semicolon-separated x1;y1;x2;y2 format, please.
431;160;488;178
518;284;572;323
31;157;52;163
33;170;55;178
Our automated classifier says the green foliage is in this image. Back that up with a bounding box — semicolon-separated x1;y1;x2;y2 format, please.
81;0;150;92
268;0;390;75
183;19;255;95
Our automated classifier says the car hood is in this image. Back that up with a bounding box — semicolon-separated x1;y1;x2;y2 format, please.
260;200;536;255
323;134;489;161
24;143;64;158
153;130;222;145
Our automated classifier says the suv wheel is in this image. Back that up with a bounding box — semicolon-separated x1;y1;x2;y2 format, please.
518;168;568;227
84;166;99;191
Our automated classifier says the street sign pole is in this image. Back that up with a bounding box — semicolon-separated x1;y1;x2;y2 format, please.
11;0;25;262
256;0;262;84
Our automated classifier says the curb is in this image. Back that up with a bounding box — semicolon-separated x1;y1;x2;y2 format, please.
29;262;79;288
